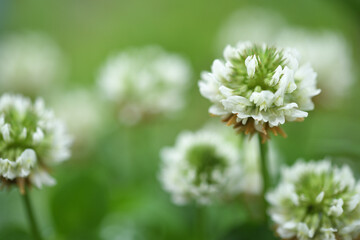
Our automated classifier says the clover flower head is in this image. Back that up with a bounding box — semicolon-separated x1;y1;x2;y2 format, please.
199;42;320;141
0;94;72;192
267;159;360;240
97;46;192;125
217;8;354;108
159;128;242;205
0;32;66;96
198;122;280;196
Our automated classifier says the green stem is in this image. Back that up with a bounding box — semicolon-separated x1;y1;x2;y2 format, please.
194;205;206;240
22;188;42;240
259;136;270;221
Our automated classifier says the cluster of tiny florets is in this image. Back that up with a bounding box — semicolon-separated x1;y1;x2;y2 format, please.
217;8;354;108
267;160;360;240
199;42;320;141
159;128;243;205
97;46;192;125
0;94;72;191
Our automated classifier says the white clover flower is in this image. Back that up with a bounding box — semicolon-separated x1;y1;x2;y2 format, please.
97;46;192;125
199;42;320;141
267;159;360;240
0;94;72;192
217;8;354;107
0;32;66;96
159;128;243;205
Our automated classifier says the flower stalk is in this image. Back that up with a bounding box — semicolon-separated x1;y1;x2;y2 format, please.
258;137;270;221
194;206;206;240
22;187;42;240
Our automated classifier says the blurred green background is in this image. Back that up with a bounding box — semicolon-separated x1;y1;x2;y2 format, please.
0;0;359;239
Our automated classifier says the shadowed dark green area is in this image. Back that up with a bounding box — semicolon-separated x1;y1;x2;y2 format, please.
187;144;227;185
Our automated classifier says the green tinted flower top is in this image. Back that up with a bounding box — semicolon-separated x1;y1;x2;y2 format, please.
0;94;72;192
267;160;360;240
199;42;320;142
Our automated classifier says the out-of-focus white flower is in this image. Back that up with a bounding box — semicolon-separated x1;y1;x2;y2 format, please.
267;159;360;240
0;94;72;192
199;122;281;196
217;8;355;106
216;8;285;49
276;29;355;106
97;46;192;125
159;127;243;205
50;89;102;152
199;42;320;141
0;32;66;96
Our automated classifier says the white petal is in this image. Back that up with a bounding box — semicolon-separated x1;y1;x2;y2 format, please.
33;127;44;144
316;191;325;203
245;55;258;78
1;123;11;142
221;96;252;113
249;90;275;111
30;169;56;188
211;60;227;79
219;86;233;98
348;194;360;211
17;149;37;170
20;127;27;139
270;65;283;86
224;45;237;61
0;114;4;126
328;198;344;217
209;104;228;115
283;48;300;70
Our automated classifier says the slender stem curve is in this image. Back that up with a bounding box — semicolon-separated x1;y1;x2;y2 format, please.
22;188;43;240
259;136;270;221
